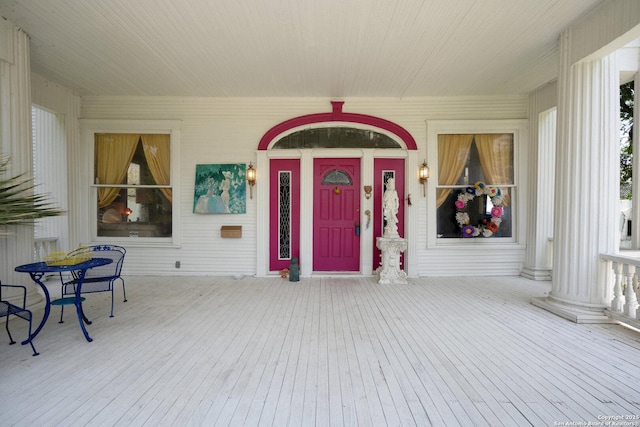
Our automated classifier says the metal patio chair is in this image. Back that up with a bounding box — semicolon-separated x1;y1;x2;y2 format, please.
0;281;38;356
58;244;127;322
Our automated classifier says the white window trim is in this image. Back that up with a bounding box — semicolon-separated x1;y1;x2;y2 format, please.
80;119;181;247
426;119;528;248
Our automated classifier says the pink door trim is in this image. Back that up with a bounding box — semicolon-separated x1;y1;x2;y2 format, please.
258;101;417;151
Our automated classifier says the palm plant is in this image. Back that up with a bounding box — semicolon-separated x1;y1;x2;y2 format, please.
0;155;63;233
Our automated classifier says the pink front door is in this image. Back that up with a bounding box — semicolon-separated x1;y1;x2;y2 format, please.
373;159;405;270
313;158;361;271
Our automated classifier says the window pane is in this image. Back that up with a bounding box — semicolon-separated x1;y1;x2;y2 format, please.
279;171;292;260
98;187;172;238
437;189;512;238
94;134;170;186
480;133;514;185
437;133;513;186
321;169;353;185
436;132;514;239
273;127;401;149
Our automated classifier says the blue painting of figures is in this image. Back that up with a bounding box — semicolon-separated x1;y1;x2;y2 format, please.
193;163;246;214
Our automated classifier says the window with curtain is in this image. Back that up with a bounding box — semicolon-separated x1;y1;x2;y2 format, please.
95;133;172;238
436;133;514;238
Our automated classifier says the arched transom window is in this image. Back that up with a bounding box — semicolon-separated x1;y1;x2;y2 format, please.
272;127;401;149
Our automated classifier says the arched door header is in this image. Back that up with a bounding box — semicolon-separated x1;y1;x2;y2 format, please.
258;101;417;150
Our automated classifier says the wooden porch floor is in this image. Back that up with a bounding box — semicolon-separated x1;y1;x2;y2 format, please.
1;275;640;426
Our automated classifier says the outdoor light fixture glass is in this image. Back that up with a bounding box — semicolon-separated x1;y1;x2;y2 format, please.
246;162;257;199
419;161;429;197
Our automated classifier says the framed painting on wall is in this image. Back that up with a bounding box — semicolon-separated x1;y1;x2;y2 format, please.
193;163;246;214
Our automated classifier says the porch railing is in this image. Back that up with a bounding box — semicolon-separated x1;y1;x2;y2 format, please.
600;252;640;330
34;237;58;262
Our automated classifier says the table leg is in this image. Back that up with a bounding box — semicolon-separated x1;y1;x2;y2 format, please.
74;269;93;342
21;272;50;345
80;302;92;325
74;300;93;342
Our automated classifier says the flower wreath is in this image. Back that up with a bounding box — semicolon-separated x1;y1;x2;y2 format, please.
455;181;504;237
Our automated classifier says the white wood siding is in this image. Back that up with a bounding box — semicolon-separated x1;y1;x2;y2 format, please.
76;96;527;277
31;73;82;250
31;106;69;251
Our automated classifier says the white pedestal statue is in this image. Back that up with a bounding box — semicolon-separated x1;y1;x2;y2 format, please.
376;178;408;284
376;237;408;284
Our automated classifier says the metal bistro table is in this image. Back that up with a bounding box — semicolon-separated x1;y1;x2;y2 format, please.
15;257;113;345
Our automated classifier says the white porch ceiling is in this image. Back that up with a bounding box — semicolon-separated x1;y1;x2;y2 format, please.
0;0;604;97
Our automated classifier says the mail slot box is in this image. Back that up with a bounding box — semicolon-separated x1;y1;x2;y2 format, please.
221;225;242;238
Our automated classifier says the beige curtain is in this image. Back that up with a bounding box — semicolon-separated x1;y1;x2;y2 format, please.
140;134;172;202
436;134;474;207
474;133;513;205
95;134;139;208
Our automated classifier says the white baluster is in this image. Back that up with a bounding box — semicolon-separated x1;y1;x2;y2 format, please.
611;261;624;313
623;264;638;318
637;276;640;321
34;240;44;261
33;237;59;262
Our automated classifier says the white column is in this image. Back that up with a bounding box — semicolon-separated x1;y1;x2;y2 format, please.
521;94;556;281
405;150;419;278
360;150;374;275
255;150;269;276
532;31;619;322
299;151;314;277
0;23;41;303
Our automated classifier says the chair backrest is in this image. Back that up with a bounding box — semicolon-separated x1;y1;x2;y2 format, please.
0;280;16;301
0;280;27;308
71;245;126;280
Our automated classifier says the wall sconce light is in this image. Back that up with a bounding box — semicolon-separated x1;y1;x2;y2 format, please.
364;185;372;199
418;161;430;197
246;162;257;199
